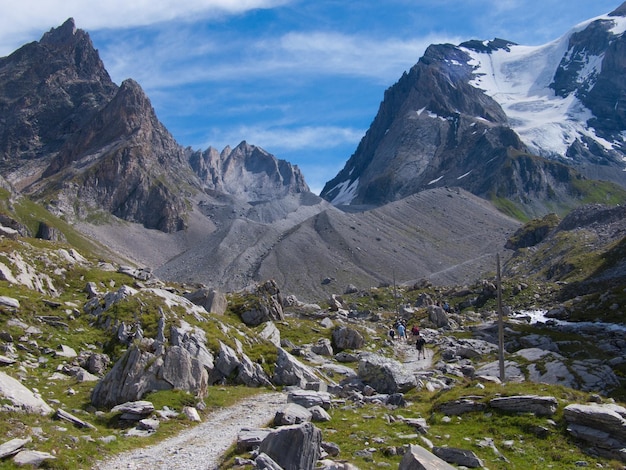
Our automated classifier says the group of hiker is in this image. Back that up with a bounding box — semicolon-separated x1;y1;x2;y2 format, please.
389;319;427;359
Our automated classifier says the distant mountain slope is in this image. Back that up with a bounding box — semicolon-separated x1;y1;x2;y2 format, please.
155;188;520;301
321;3;626;216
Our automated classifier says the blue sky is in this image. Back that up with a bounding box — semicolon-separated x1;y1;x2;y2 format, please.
0;0;622;194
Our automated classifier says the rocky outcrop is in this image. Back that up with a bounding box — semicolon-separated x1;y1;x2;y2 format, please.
189;141;310;201
399;444;456;470
564;403;626;462
240;280;284;326
257;422;322;470
0;371;53;415
90;341;209;408
357;353;417;394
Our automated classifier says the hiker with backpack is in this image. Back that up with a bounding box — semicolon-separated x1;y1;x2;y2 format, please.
415;333;426;359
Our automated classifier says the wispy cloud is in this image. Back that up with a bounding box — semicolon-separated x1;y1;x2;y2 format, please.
99;27;459;92
0;0;290;55
200;125;364;153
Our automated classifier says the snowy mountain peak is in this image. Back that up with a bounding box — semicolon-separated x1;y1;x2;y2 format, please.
321;4;626;212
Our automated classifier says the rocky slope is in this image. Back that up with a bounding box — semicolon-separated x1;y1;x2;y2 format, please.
0;19;311;235
320;3;626;217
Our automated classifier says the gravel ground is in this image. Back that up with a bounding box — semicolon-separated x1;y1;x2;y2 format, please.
92;392;286;470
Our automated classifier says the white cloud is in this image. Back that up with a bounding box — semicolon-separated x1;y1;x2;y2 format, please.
200;125;364;153
98;28;460;92
0;0;290;55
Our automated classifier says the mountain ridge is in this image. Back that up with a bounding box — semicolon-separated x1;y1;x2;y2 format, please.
320;2;626;215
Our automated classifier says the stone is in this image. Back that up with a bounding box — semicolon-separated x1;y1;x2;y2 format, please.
272;347;324;389
432;446;484;468
13;450;56;466
0;371;53;415
259;422;322;470
254;452;284;470
138;418;160;431
489;395;558;416
56;408;97;430
288;390;332;410
259;322;281;347
183;406;201;422
240;280;284;326
310;405;331;422
237;428;273;452
111;401;155;417
357;353;417;394
91;343;208;408
427;305;449;328
311;338;333;356
54;344;78;359
274;403;312;426
0;296;19;309
399;444;456;470
184;287;227;315
437;398;487;415
331;327;365;351
0;437;31;459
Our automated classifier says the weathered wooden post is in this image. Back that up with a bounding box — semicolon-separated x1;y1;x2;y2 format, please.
497;253;505;382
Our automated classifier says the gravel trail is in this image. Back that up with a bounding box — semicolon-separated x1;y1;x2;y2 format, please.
92;392;286;470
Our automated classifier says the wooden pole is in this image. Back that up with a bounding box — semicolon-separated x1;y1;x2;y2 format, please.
497;253;505;382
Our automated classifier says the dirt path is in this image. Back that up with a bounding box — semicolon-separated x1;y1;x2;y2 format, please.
393;335;434;373
92;391;286;470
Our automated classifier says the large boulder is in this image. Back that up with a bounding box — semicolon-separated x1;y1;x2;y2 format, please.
241;280;284;326
564;403;626;462
91;343;208;408
399;444;456;470
427;305;449;328
184;288;227;315
258;422;322;470
0;372;53;415
170;321;214;372
272;347;325;390
331;326;365;351
432;447;484;468
357;353;417;394
489;395;557;416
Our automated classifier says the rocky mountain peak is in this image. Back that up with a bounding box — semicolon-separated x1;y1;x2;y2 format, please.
189;140;310;202
321;6;626;214
610;1;626;16
40;18;77;46
0;18;116;187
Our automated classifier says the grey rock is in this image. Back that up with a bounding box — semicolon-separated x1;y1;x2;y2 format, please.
0;371;53;415
433;446;484;468
489;395;557;416
0;437;31;459
13;450;56;466
331;327;365;351
55;344;77;358
184;288;227;314
357;353;417;394
274;403;312;426
183;406;201;422
91;343;208;408
0;296;19;309
138;418;160;431
311;338;333;356
309;405;331;422
241;280;284;326
288;389;332;410
259;322;281;347
255;452;285;470
427;305;449;328
111;400;155;417
236;353;273;388
56;408;97;430
399;444;456;469
272;347;324;389
437;398;487;415
237;428;273;452
258;422;322;470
